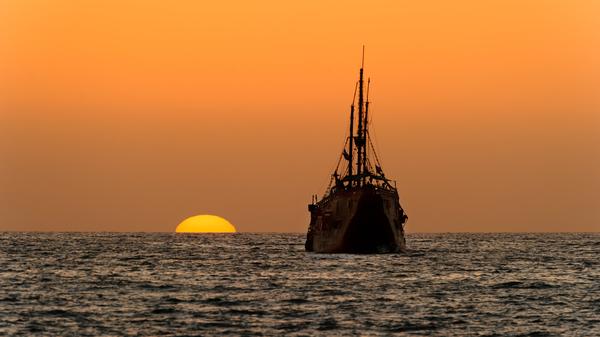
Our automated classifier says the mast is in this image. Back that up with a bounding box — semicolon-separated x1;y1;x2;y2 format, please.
348;82;358;181
356;47;365;185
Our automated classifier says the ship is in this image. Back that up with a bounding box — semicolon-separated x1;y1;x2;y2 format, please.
305;51;408;253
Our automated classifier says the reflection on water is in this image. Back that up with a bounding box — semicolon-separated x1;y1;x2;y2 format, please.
0;232;598;336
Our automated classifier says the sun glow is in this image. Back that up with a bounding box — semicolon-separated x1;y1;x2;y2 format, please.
175;215;237;233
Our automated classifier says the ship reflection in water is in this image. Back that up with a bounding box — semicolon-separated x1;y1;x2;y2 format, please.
306;50;408;253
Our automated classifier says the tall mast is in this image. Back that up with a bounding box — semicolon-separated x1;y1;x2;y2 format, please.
356;46;365;185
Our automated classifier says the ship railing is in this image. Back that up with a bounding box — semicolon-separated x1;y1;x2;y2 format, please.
320;180;398;204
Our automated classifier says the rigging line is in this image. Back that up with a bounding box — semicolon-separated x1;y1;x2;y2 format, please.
368;130;384;169
325;150;344;195
369;132;382;167
320;129;348;197
351;81;358;105
368;110;385;168
333;140;346;172
323;150;345;195
364;83;382;169
364;156;372;172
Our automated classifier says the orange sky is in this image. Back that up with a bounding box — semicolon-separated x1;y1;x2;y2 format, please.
1;0;599;232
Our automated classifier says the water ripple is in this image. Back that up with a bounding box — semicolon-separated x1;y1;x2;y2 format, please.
0;232;598;336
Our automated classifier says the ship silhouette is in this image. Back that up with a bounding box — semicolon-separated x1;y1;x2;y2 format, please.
306;49;408;253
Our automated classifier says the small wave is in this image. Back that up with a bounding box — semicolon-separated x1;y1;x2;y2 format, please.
317;317;339;330
150;307;178;314
161;296;184;304
139;283;177;290
528;281;558;289
284;297;309;304
202;297;243;306
516;331;554;337
0;296;19;302
226;308;269;316
388;322;441;332
490;281;557;289
41;309;89;320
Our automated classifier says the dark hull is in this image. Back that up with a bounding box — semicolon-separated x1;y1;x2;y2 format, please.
306;186;407;253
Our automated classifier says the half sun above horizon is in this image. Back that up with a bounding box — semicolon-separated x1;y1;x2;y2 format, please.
175;215;237;233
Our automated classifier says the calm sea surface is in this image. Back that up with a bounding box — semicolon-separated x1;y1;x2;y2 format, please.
0;233;598;336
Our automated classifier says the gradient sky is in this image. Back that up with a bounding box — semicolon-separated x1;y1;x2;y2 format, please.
1;0;599;232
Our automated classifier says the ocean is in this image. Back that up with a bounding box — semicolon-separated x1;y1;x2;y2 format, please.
1;233;598;336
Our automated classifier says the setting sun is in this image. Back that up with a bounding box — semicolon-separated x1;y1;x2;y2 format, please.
175;215;237;233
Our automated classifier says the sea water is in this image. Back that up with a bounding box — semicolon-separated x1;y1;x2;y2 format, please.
1;233;598;336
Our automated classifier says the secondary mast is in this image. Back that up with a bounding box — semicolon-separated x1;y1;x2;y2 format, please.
348;82;358;182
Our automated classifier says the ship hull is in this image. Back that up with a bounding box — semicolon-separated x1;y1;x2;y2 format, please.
306;186;407;253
